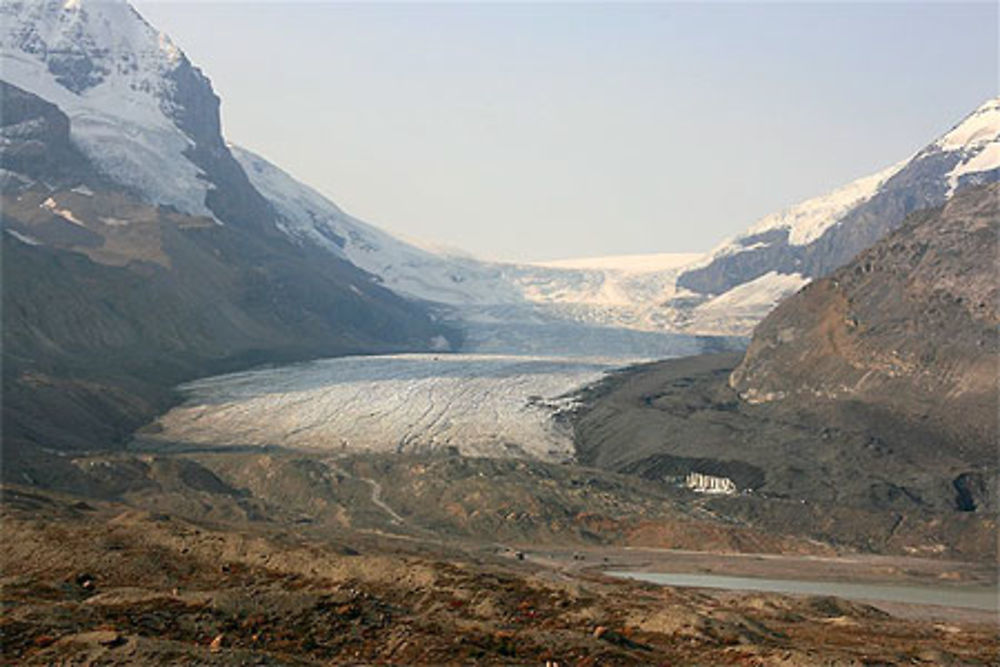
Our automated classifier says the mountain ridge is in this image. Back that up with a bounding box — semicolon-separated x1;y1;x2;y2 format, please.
669;98;999;334
2;0;997;457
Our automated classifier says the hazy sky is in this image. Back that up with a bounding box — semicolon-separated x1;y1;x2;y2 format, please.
134;1;998;262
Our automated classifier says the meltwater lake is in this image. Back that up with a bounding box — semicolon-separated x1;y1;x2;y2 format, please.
606;571;999;612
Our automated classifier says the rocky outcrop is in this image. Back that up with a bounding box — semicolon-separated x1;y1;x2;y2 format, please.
164;57;281;235
572;186;998;559
730;183;998;461
0;80;91;184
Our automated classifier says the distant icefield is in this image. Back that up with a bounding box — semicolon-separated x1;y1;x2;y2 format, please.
144;354;629;461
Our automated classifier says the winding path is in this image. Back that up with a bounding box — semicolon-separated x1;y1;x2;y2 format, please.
325;460;405;525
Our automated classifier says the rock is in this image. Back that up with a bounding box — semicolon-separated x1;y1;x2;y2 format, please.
209;634;224;652
57;630;126;648
97;632;126;648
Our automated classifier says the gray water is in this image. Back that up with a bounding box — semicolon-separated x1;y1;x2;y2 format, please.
606;571;998;612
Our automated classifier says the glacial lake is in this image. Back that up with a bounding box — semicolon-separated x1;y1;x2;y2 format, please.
606;571;999;611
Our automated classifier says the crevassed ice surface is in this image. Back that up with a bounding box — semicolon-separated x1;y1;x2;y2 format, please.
146;354;625;462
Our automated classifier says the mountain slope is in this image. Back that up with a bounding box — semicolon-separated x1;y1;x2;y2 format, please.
0;3;453;456
6;0;994;346
669;99;1000;334
572;184;998;560
229;144;522;306
238;97;1000;340
0;0;274;232
731;182;999;461
236;140;708;322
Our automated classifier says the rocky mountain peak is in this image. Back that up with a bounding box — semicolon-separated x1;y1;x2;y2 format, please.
0;0;269;230
2;0;187;116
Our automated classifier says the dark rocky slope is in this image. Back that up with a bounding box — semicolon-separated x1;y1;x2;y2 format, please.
731;183;998;464
1;82;452;461
572;185;998;561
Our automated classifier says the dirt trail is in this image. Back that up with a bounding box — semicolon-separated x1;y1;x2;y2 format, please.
325;459;405;525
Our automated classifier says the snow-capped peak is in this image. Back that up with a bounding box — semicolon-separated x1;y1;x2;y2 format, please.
934;97;1000;152
0;0;215;217
933;97;1000;192
741;158;908;247
2;0;184;110
689;97;999;262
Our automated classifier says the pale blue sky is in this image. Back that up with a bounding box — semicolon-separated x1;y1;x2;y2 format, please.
135;1;998;261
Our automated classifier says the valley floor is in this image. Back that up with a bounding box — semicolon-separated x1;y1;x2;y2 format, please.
4;352;997;664
3;483;997;666
520;547;997;623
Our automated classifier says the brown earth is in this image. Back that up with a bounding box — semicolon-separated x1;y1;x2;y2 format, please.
3;481;997;666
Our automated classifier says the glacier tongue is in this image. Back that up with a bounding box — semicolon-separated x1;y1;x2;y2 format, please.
145;354;623;462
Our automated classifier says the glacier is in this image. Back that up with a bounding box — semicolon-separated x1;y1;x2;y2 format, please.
142;354;626;462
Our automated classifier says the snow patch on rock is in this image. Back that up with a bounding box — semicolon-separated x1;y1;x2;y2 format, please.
41;196;85;226
682;272;810;336
5;228;42;245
